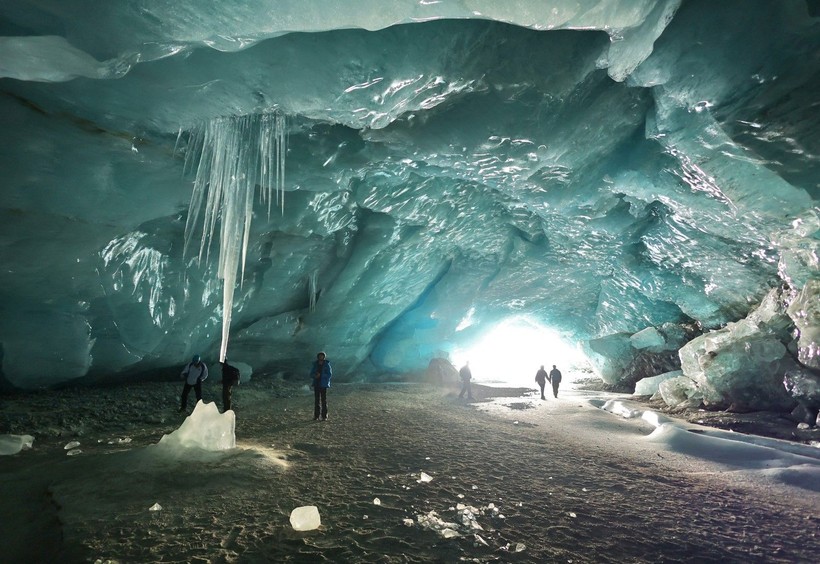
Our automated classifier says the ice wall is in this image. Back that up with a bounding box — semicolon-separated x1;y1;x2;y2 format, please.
0;1;818;405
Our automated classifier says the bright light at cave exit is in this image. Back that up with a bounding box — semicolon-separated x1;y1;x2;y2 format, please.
452;317;588;386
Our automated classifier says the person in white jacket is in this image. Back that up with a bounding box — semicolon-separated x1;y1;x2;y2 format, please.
180;354;208;413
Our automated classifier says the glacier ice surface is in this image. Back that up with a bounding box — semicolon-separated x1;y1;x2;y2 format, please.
0;0;818;412
787;279;820;370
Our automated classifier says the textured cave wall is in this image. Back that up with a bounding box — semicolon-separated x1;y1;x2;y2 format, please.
0;1;817;402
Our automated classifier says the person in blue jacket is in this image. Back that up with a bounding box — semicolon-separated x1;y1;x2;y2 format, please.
310;351;332;421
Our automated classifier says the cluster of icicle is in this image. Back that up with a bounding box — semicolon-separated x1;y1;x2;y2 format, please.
180;112;287;361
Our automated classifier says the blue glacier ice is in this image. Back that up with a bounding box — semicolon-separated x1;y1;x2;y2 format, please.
0;1;818;413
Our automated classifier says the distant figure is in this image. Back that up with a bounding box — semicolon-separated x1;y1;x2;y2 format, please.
535;365;548;400
458;362;473;400
221;359;241;412
180;354;208;413
310;351;332;421
548;364;562;398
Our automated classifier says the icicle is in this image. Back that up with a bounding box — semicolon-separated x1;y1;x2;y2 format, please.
309;270;318;312
182;111;287;361
173;127;183;156
278;112;287;215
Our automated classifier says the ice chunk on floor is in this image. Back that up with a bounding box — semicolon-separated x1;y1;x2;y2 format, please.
679;299;797;410
0;434;34;455
64;440;81;450
634;370;682;396
149;503;162;511
418;471;432;483
158;400;235;451
658;375;702;408
290;505;321;531
417;510;460;538
107;437;132;444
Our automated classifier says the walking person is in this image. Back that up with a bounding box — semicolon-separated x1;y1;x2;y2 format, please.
549;364;562;398
310;351;332;421
535;365;548;400
458;362;473;400
180;354;208;412
221;359;241;413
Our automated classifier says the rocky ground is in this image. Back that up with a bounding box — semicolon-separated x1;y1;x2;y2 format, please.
0;376;818;563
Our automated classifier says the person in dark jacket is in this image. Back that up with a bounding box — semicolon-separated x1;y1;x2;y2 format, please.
535;365;548;400
458;362;473;400
180;354;208;413
548;364;562;398
221;359;240;413
310;351;332;421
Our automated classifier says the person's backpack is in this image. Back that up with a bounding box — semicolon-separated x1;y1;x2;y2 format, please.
224;363;241;385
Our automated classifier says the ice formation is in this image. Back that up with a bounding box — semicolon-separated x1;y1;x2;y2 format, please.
633;370;681;396
289;505;321;531
183;113;287;361
658;375;702;408
787;279;820;370
157;401;235;451
0;434;34;456
0;1;818;414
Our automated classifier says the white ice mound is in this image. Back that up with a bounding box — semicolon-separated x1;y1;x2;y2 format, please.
290;505;321;531
158;400;235;451
0;434;34;455
634;371;682;396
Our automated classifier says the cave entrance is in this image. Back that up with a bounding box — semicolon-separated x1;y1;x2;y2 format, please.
452;316;588;387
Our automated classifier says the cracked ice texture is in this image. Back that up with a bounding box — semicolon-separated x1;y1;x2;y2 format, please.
787;279;820;370
678;291;799;411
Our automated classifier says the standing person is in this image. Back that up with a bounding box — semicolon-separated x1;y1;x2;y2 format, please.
549;364;562;398
310;351;332;421
180;354;208;413
535;365;548;400
221;359;241;413
458;362;473;400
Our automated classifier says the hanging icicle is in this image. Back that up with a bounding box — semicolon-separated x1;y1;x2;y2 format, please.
182;111;287;362
308;270;318;313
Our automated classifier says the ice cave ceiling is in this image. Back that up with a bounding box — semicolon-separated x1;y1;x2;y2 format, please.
0;1;819;399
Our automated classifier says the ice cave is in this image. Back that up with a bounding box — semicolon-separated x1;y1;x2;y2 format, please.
2;1;820;562
2;0;818;416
